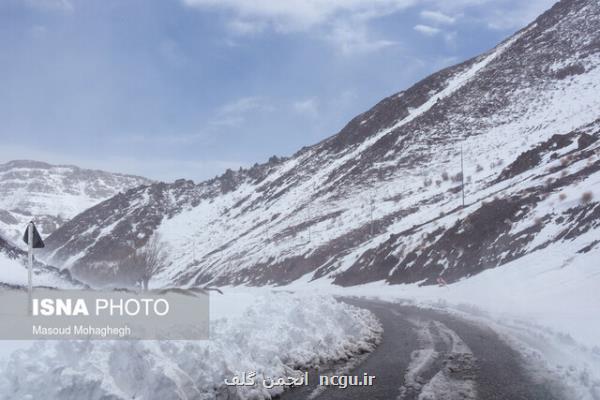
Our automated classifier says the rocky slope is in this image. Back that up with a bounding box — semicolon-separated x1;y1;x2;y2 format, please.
0;160;151;244
43;0;600;288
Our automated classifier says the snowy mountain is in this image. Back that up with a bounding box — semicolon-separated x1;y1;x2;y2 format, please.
43;0;600;288
0;160;151;244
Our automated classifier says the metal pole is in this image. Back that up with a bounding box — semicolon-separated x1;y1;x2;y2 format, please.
370;193;375;236
308;204;311;243
308;183;316;243
461;144;465;208
28;222;33;315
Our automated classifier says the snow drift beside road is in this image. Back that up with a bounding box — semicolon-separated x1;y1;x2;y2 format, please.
0;253;80;289
0;292;381;400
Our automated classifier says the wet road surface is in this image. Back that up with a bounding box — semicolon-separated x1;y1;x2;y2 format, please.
280;298;564;400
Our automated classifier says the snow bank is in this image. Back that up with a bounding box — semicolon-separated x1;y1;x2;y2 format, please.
0;292;381;400
0;253;79;289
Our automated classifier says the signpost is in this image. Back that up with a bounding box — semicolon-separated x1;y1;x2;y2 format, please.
461;143;465;208
22;221;45;314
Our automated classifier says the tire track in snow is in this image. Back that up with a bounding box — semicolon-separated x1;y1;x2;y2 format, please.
397;318;440;399
397;316;476;400
415;320;477;400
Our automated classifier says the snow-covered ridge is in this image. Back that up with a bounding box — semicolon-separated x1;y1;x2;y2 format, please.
0;160;151;244
41;0;600;290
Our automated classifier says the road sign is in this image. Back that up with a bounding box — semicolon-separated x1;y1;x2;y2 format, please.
23;222;44;315
22;222;45;249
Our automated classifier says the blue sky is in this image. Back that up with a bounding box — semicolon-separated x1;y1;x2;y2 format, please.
0;0;556;181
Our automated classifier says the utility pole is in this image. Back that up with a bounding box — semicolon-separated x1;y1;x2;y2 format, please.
307;183;316;244
461;143;465;208
369;191;375;236
307;204;311;243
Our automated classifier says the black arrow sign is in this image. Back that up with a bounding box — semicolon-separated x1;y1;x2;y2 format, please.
22;222;45;249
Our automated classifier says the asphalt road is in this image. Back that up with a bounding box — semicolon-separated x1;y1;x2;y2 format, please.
280;298;565;400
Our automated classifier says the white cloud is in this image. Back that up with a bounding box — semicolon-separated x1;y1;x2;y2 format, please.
420;10;456;25
327;21;397;55
227;19;267;35
413;24;441;36
211;96;275;127
183;0;413;54
114;97;276;145
293;98;319;118
112;132;212;146
24;0;73;12
218;96;273;115
426;0;555;31
182;0;416;31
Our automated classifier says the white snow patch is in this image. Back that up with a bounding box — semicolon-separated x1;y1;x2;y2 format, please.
0;291;381;400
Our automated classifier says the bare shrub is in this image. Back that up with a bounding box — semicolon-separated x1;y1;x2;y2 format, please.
534;216;544;226
120;234;168;291
476;164;484;173
451;172;463;183
489;159;504;169
581;191;593;204
559;193;567;201
560;157;569;166
441;172;449;181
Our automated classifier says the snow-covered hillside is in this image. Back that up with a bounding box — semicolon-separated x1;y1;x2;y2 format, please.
0;160;151;244
43;0;600;290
